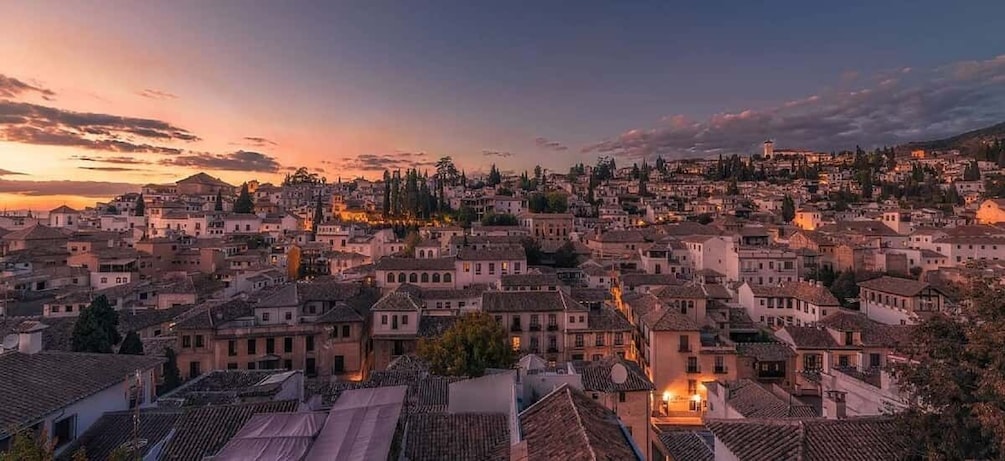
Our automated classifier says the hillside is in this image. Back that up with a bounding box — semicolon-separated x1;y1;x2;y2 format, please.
900;121;1005;156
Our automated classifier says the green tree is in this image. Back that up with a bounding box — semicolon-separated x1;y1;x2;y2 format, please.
118;331;144;355
234;183;254;213
418;312;515;377
521;237;543;266
781;195;795;223
0;428;55;461
963;160;981;181
382;170;392;217
545;192;568;213
71;295;121;353
312;195;324;234
552;241;579;268
134;194;145;217
161;347;182;392
890;279;1005;459
829;271;859;307
403;230;421;257
481;213;518;226
214;190;223;212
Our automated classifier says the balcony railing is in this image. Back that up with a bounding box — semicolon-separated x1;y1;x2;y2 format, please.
686;366;701;374
547;324;559;332
547;347;559;353
511;325;522;332
529;324;541;331
714;366;728;374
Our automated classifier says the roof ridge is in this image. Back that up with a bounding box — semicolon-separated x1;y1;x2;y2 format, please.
564;386;598;461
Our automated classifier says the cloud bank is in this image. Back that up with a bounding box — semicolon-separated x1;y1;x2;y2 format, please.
0;74;55;99
583;55;1005;159
160;150;282;172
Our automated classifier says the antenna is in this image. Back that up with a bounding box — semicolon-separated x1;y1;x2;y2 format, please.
610;362;628;385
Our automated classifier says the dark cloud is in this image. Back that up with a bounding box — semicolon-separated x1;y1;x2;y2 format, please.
137;89;178;100
0;100;199;154
0;179;139;197
242;136;277;147
583;55;1005;159
534;137;569;152
72;155;152;165
0;74;55;99
0;169;26;177
337;152;435;171
161;150;282;172
482;150;516;158
78;166;145;172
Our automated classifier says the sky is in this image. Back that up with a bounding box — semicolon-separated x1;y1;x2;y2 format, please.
2;0;1005;210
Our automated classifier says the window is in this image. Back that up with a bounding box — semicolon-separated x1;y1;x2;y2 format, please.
838;355;850;367
475;263;482;275
182;336;191;348
266;338;275;354
844;331;854;345
387;272;395;283
869;353;881;368
548;336;557;350
248;362;257;370
53;415;76;447
381;315;388;325
334;355;346;374
432;273;441;283
575;334;584;347
714;355;726;373
421;273;429;283
284;337;293;353
342;325;350;337
189;361;201;378
614;332;623;345
262;312;270;322
306;358;317;376
402;315;408;325
548;314;557;327
284;359;292;370
679;335;690;352
489;263;495;274
409;273;418;283
247;339;257;354
619;392;626;403
444;273;452;283
285;311;292;321
595;334;605;346
227;362;238;369
398;273;406;283
511;336;521;350
195;335;204;348
306;335;315;352
687;379;697;395
228;340;237;356
687;356;699;373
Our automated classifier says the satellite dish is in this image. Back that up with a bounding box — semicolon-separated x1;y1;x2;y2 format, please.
611;363;628;385
2;334;18;350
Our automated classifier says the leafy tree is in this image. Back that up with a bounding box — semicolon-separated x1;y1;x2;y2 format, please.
481;213;518;226
418;312;515;377
71;295;121;353
552;241;579;268
545;192;568;213
162;347;182;392
118;331;144;355
521;237;543;266
0;428;56;461
890;279;1005;459
829;270;859;307
403;230;421;257
283;167;324;186
234;183;254;214
781;195;795;223
134;194;145;217
214;190;223;212
456;206;475;228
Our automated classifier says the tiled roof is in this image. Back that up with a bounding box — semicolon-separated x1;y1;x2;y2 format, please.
403;413;510;461
857;276;930;297
706;417;907;461
576;357;653;392
372;291;423;311
58;408;182;461
620;273;680;287
736;342;796;361
1;224;68;242
417;316;458;337
818;311;913;348
373;256;457;271
173;299;254;330
641;306;702;331
482;290;582;312
0;352;164;437
653;284;707;299
779;326;840;349
592;230;646;243
749;281;840;306
314;302;365;323
717;379;816;418
520;385;640;461
818;221;899;237
161;400;299;461
585;307;632;332
657;430;714;461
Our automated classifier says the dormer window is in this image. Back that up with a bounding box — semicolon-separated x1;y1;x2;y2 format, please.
844;331;854;345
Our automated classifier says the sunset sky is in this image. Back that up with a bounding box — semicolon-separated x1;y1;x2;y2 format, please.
2;1;1005;210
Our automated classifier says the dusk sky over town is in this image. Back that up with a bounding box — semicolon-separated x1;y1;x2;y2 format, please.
2;0;1005;209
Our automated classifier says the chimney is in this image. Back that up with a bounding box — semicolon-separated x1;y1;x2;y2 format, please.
15;321;48;354
823;390;847;419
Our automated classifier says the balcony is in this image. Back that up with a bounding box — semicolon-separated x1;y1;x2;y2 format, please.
714;366;728;374
529;324;541;332
547;324;559;332
510;324;522;332
686;366;701;374
547;347;559;353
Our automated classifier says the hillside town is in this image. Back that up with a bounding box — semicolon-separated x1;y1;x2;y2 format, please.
3;137;1005;460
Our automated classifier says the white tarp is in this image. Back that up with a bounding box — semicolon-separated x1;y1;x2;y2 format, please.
213;412;326;461
304;385;408;461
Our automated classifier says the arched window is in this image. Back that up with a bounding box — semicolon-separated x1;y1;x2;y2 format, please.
409;273;418;283
443;273;452;283
432;273;441;283
398;273;406;283
421;273;429;283
418;250;425;258
386;272;395;283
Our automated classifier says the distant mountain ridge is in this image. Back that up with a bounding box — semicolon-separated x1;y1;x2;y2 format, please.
899;121;1005;155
